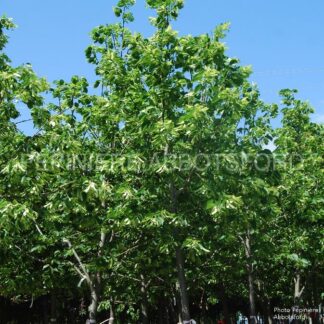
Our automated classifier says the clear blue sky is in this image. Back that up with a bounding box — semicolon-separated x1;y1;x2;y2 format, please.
1;0;324;134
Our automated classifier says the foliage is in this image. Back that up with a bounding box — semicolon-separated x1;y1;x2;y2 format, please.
0;3;323;323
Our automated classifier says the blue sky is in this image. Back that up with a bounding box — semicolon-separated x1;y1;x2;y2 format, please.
1;0;324;133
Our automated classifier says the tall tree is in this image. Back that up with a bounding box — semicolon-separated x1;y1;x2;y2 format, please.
274;90;323;312
0;15;48;301
86;0;278;322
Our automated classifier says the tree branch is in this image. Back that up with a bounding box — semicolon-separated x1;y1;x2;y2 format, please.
63;238;93;288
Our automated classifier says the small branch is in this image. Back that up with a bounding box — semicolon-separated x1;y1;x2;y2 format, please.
100;318;114;324
146;278;152;289
115;272;141;283
238;234;245;247
98;231;106;257
33;220;44;236
29;295;34;308
298;285;305;298
116;242;140;257
153;275;165;283
109;230;115;243
63;238;93;288
120;6;127;58
15;118;33;125
73;264;86;280
201;249;218;267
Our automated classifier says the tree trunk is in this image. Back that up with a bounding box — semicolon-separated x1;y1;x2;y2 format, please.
294;272;304;305
164;303;170;324
219;285;230;324
175;293;183;323
176;246;191;322
169;297;177;324
200;291;207;324
86;231;106;324
109;300;114;324
247;266;256;324
50;293;57;323
158;300;164;324
170;180;191;324
263;299;272;324
87;288;99;324
43;295;49;324
140;274;149;324
242;231;256;324
63;237;103;324
293;272;305;324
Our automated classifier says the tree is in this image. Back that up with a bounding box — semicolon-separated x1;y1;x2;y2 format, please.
0;15;49;301
85;0;278;322
1;3;323;323
274;90;323;315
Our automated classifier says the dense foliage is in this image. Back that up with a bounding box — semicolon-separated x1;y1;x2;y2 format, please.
0;1;323;323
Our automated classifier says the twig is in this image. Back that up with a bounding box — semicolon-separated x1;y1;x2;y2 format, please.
15;118;33;125
33;220;44;236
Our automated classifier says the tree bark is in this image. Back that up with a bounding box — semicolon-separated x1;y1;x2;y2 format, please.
169;297;177;324
63;232;106;324
241;231;256;324
293;272;305;324
140;274;149;324
164;303;170;324
87;231;106;324
109;300;114;324
247;266;256;324
50;292;57;323
170;180;191;323
87;288;99;324
43;295;49;324
219;285;230;324
294;272;304;305
176;246;191;322
262;299;272;324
